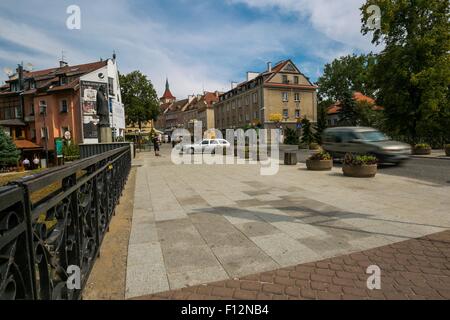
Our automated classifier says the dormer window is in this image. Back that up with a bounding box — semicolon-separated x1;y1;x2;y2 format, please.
282;75;289;84
60;76;68;85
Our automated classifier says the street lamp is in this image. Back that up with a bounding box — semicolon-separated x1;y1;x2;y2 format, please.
40;103;49;168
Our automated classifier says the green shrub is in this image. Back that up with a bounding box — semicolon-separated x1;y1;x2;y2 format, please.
414;143;431;149
444;144;450;149
309;151;332;161
284;128;299;145
0;128;20;166
63;143;80;161
309;142;320;150
344;153;377;166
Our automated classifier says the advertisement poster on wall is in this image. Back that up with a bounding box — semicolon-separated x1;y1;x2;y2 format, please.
80;81;108;140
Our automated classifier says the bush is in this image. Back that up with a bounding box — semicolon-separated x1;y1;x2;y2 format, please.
308;151;332;161
414;143;431;149
309;142;320;150
63;143;80;161
0;128;20;166
344;153;377;166
445;144;450;148
284;128;299;145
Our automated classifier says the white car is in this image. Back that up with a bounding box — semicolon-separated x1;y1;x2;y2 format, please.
182;139;231;154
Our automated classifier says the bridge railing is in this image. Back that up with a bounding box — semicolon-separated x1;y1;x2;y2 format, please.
0;145;131;300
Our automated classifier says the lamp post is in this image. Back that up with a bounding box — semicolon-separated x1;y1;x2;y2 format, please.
41;105;49;168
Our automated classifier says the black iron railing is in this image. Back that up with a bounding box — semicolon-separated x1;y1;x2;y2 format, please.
79;142;135;159
0;145;131;300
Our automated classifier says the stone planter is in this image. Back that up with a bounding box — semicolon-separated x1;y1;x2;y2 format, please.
413;147;431;155
306;159;333;171
343;164;377;178
445;146;450;156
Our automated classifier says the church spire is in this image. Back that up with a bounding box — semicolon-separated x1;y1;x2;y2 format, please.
160;77;176;103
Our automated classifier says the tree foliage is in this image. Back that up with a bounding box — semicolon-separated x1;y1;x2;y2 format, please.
314;105;328;144
300;118;314;145
284;128;299;145
0;128;20;166
120;71;160;129
361;0;450;144
317;54;376;102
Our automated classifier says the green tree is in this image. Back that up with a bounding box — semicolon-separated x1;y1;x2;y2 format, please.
300;118;314;145
284;128;299;145
0;128;20;166
317;54;376;102
120;71;160;131
314;104;328;144
361;0;450;144
339;90;359;126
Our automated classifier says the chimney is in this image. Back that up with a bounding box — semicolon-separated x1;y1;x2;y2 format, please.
231;82;237;90
59;60;68;68
267;62;272;72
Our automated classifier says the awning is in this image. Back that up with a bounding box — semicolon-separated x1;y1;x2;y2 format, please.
0;119;27;127
13;139;43;150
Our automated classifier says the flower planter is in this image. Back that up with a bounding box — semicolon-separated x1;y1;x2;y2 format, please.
284;152;298;165
413;147;431;155
306;159;333;171
343;164;377;178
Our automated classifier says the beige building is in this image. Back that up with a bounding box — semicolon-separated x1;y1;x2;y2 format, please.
214;60;318;131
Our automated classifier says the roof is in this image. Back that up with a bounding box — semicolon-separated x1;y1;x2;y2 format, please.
13;139;43;150
161;88;176;100
327;92;383;115
24;60;107;80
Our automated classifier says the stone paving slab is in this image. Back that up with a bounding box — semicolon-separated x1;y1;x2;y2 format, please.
134;230;450;300
125;146;450;299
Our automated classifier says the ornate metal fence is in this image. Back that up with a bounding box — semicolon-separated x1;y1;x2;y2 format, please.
0;145;131;300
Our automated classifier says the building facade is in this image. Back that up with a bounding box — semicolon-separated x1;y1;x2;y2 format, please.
0;55;125;161
214;60;318;131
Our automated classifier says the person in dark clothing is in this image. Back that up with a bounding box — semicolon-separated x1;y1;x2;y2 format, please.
152;136;160;156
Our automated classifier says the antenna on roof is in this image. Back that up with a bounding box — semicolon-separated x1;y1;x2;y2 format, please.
60;50;68;67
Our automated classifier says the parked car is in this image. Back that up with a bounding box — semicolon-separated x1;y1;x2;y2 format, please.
181;139;231;154
322;127;411;164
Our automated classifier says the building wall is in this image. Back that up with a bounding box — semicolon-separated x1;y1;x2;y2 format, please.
263;88;317;123
32;91;81;150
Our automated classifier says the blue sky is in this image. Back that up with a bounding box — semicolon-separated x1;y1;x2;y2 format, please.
0;0;378;97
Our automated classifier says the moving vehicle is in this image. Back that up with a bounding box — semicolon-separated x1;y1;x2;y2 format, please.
322;127;411;164
181;139;231;154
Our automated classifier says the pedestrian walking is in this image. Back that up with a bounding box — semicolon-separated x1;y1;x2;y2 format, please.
152;135;160;156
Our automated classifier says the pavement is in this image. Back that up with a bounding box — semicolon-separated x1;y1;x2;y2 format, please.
137;230;450;300
125;144;450;299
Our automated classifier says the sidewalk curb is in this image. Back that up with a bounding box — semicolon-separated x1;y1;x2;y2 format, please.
410;155;450;161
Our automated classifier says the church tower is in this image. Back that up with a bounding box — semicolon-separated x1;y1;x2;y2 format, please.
160;78;176;104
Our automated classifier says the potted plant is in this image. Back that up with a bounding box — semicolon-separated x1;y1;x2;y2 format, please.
309;142;320;150
342;153;378;178
306;151;333;171
413;143;431;155
445;144;450;156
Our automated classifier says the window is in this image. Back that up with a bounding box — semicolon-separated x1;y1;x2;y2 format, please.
41;127;48;139
108;77;115;95
202;140;210;145
283;109;289;118
30;103;35;116
254;111;258;119
295;109;301;118
282;92;289;102
294;93;300;102
245;114;249;121
282;75;288;84
30;129;36;140
294;76;299;84
15;107;22;119
252;92;258;104
245;96;250;106
15;127;23;139
60;99;68;113
239;114;243;122
60;77;68;85
39;100;47;114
